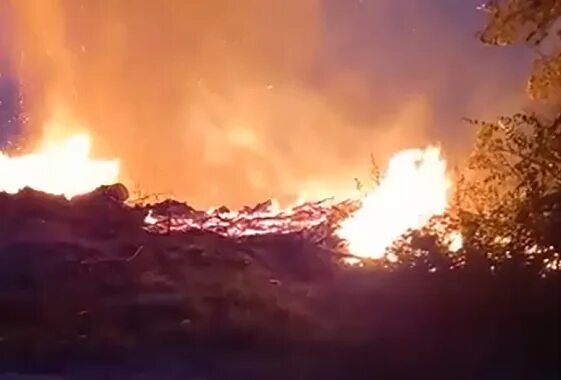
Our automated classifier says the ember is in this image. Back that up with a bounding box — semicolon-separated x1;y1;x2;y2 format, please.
143;198;342;242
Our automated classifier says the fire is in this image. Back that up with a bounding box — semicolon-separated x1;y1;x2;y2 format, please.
143;145;460;263
0;134;120;199
336;146;452;259
1;127;457;262
144;198;336;240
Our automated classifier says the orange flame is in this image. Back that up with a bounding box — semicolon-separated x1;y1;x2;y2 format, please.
144;145;462;262
1;128;459;261
336;146;453;259
0;134;119;199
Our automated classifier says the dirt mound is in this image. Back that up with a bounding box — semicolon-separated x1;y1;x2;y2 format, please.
0;186;341;360
0;186;559;378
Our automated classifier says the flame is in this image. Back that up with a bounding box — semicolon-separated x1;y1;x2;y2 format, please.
444;230;463;253
143;145;461;264
336;146;452;259
0;134;119;199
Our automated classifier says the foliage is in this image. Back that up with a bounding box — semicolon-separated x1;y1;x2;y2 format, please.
474;2;561;271
479;0;561;99
479;0;561;46
354;153;381;195
350;112;561;273
457;112;561;267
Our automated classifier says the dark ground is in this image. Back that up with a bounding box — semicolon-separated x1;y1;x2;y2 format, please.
0;188;559;379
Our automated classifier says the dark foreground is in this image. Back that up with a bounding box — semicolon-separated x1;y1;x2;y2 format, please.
0;188;560;379
2;272;559;379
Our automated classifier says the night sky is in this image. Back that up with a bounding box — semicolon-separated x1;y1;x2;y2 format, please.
0;0;537;205
318;1;532;147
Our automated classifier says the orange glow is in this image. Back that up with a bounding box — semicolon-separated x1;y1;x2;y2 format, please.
336;146;453;259
144;145;462;262
7;0;440;208
144;198;334;238
0;134;119;199
444;230;463;253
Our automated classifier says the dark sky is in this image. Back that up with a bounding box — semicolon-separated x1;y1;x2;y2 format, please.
0;0;536;205
319;0;532;149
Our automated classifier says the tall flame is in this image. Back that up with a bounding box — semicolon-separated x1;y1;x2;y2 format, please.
336;146;451;259
0;134;119;199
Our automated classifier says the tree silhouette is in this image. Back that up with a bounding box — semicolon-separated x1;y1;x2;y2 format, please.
459;113;561;269
479;0;561;100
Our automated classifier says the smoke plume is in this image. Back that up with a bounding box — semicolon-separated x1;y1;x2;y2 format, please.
5;0;528;207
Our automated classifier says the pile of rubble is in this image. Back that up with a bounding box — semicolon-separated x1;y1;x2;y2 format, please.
0;184;350;358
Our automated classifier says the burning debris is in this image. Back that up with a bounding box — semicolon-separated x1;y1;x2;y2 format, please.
0;136;462;261
143;197;352;243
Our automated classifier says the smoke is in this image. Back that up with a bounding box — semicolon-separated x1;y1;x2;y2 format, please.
5;0;529;207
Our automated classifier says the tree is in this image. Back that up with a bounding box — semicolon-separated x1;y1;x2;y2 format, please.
460;112;561;268
479;0;561;100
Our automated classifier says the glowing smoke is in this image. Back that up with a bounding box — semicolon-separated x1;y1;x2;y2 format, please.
4;1;527;207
